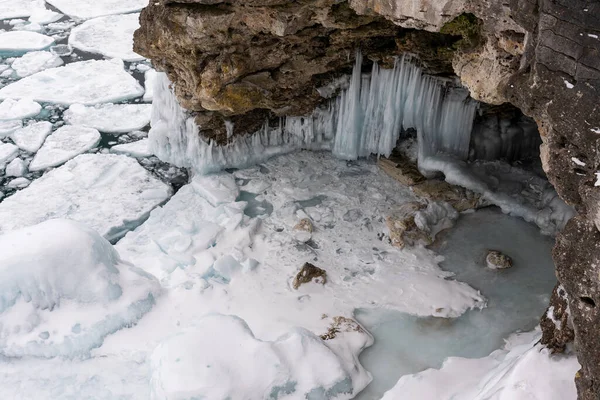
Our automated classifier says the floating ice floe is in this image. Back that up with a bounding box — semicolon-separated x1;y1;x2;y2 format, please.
5;157;27;177
150;314;372;400
29;125;101;171
0;0;40;20
64;103;152;133
143;68;157;102
0;31;54;54
0;142;18;166
0;154;172;241
110;139;152;158
69;13;143;62
381;330;578;400
11;51;63;77
28;8;63;24
0;120;22;138
45;0;149;20
10;121;52;152
0;98;41;120
6;176;30;188
0;219;161;358
0;59;144;105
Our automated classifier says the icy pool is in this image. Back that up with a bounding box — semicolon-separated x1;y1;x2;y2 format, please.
355;206;557;399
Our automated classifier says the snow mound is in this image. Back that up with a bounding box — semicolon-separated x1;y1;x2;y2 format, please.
0;59;144;105
0;98;41;120
382;330;579;400
110;139;152;158
0;31;54;54
46;0;149;20
0;219;161;358
64;103;152;133
10;120;52;152
150;314;371;400
69;13;143;62
0;0;40;20
12;50;63;77
29;125;101;171
0;154;172;241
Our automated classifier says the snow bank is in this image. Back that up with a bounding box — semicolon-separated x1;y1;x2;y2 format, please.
110;139;152;158
29;125;101;171
150;314;371;400
46;0;149;20
12;50;63;77
382;330;579;400
69;13;143;62
0;219;161;358
0;98;41;120
0;31;54;54
0;59;144;105
0;154;172;241
10;120;52;152
64;103;152;133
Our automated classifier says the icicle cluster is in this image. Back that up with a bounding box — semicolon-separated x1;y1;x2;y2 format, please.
149;54;478;174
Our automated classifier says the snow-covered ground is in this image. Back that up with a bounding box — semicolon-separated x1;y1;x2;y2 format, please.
0;2;580;400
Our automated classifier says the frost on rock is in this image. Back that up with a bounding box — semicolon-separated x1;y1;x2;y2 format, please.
0;98;41;120
0;142;18;166
150;314;371;400
143;68;157;102
0;219;161;358
0;31;54;54
69;13;143;62
381;330;579;400
10;120;52;152
0;154;172;241
64;103;152;133
0;0;40;20
45;0;149;20
0;59;144;105
110;139;152;158
12;51;63;77
29;125;101;171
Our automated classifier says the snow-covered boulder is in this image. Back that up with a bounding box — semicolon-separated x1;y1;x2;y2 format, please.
0;219;161;358
150;314;372;400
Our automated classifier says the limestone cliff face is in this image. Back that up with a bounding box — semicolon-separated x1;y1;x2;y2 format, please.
135;1;600;398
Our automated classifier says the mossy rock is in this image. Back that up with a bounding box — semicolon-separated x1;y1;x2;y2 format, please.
440;13;483;50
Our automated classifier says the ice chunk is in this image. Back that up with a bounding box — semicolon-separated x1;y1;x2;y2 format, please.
382;330;578;400
0;31;54;54
110;139;152;158
28;8;62;24
0;120;22;138
11;51;63;77
29;125;101;171
5;157;27;177
0;142;18;166
45;0;149;20
0;98;41;120
64;103;152;133
0;154;171;241
143;68;156;102
0;59;144;105
0;0;40;20
10;121;52;152
0;219;161;358
7;176;30;188
150;314;370;400
69;13;143;62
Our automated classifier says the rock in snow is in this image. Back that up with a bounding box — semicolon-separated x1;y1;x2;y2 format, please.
0;154;172;241
0;219;161;358
64;103;152;133
45;0;149;20
0;31;54;53
10;121;52;152
110;139;153;158
69;13;143;62
29;125;101;171
150;314;372;400
11;51;63;77
0;98;41;120
0;59;145;105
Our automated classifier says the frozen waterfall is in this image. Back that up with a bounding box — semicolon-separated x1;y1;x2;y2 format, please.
148;54;478;173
